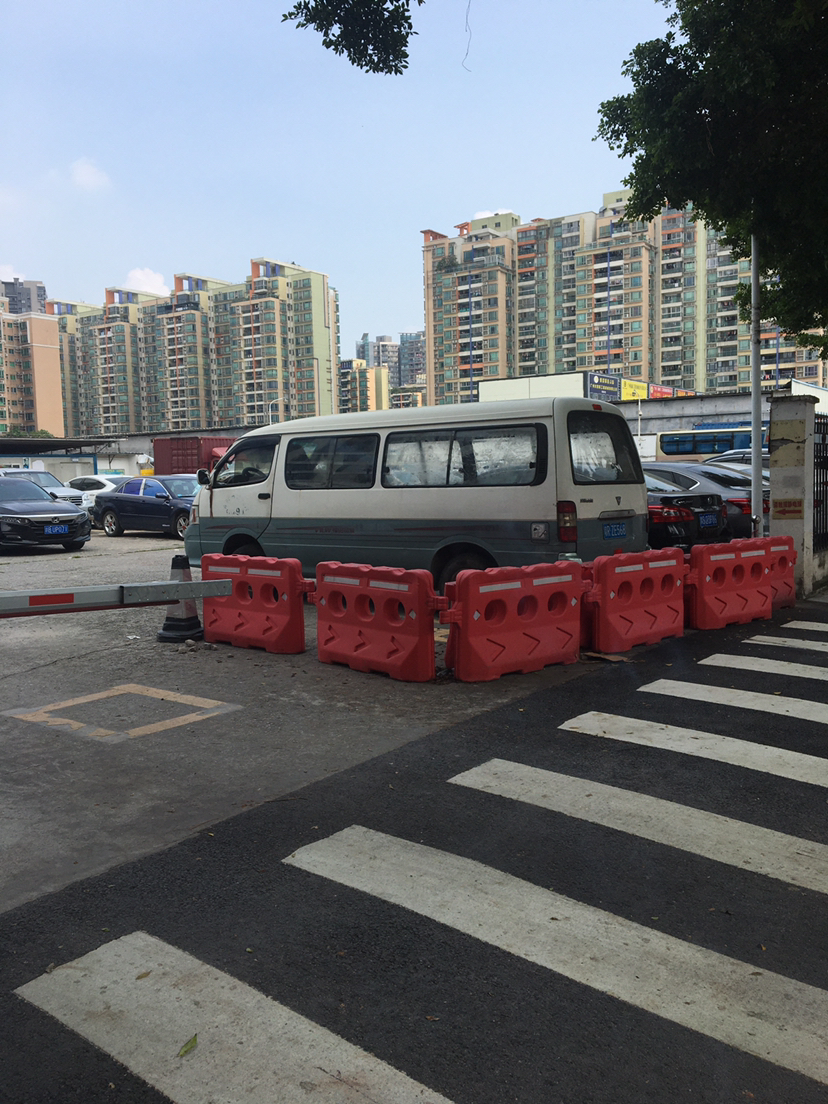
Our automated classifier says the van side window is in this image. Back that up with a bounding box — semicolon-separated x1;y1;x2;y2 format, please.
382;431;453;486
213;442;277;487
568;410;642;484
285;435;378;489
331;435;378;488
285;438;335;489
450;425;541;486
382;425;544;487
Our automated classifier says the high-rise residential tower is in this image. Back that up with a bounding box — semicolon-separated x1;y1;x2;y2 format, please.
47;299;102;436
2;278;47;315
0;294;63;434
399;331;425;386
423;197;827;404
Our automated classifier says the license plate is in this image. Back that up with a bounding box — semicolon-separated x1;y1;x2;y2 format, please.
699;512;718;528
44;524;69;535
602;522;627;540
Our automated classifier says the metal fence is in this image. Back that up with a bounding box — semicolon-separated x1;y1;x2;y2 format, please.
815;413;828;552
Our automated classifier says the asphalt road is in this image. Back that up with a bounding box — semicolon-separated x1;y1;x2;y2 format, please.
2;530;828;1102
0;529;591;913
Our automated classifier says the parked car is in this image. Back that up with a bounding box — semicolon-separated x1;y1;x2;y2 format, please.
703;448;769;466
0;468;85;508
93;475;198;539
0;478;92;551
711;461;771;482
644;472;728;550
65;474;129;524
642;462;769;538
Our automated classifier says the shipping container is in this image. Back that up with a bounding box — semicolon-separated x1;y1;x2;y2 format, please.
152;436;234;474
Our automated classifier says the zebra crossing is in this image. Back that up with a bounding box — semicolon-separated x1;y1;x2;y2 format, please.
10;611;828;1101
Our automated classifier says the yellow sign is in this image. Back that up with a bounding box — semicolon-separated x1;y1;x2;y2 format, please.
772;498;804;520
621;379;649;400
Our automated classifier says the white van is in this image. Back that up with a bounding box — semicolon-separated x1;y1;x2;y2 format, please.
184;397;648;590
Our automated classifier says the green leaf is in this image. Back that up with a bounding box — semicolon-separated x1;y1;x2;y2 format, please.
177;1033;198;1058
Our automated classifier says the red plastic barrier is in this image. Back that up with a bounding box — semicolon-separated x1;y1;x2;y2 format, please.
201;554;314;653
583;549;687;653
311;562;447;682
766;536;797;610
685;539;772;630
441;562;585;682
579;562;595;651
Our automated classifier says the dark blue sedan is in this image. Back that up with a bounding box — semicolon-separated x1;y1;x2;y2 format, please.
93;475;198;540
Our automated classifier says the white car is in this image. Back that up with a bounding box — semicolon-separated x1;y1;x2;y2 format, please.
64;474;128;523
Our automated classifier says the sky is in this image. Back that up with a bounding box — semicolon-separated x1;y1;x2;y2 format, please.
1;0;673;356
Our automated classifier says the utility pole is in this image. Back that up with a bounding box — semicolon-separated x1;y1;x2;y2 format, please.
750;236;763;536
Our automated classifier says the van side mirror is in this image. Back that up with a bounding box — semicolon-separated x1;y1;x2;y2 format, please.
197;469;210;486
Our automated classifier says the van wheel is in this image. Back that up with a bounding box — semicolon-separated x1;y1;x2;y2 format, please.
437;551;491;593
230;541;263;557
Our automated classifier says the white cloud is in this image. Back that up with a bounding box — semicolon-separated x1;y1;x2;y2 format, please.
70;157;111;191
0;263;25;282
125;268;169;296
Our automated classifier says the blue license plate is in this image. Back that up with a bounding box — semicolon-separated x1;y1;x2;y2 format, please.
602;522;627;540
44;524;69;535
699;512;718;528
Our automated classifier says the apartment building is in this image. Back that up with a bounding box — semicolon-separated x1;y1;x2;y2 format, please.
48;299;102;436
73;288;163;436
423;213;521;405
40;258;341;437
389;386;425;409
2;278;47;315
336;358;389;414
137;274;226;432
572;196;658;382
356;333;400;385
423;196;827;405
0;296;64;434
399;330;425;386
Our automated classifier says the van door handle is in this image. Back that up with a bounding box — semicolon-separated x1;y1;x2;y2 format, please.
258;492;271;500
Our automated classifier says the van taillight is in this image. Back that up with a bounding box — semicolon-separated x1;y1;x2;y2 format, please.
557;500;577;543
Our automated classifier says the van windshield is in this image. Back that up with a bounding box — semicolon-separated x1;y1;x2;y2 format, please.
568;410;643;485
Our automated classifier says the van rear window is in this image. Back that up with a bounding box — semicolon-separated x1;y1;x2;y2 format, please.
568;410;643;484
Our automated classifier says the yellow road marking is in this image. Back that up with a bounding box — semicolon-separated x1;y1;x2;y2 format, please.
4;683;241;742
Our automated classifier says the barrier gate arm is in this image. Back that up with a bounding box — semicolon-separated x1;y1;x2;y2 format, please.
0;578;232;619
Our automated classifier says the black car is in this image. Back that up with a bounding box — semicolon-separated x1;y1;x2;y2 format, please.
0;478;92;551
93;475;198;540
643;462;769;539
644;472;728;551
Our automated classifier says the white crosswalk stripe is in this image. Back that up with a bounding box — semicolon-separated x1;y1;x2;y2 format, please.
448;758;828;893
700;653;828;682
747;634;828;654
285;825;828;1086
777;620;828;633
639;678;828;723
16;931;454;1104
559;711;828;786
